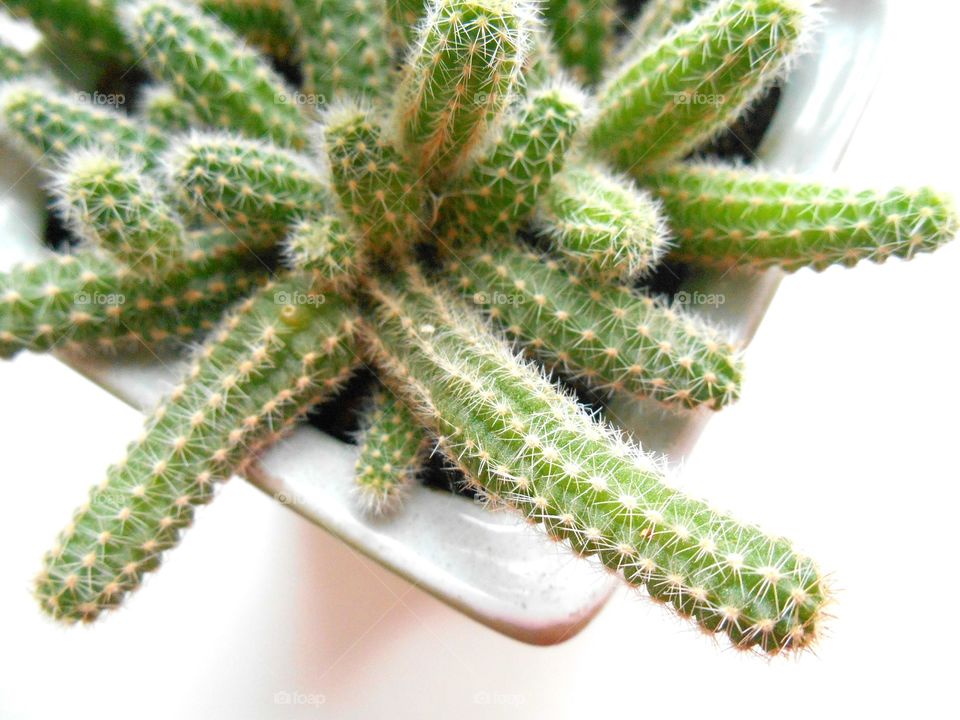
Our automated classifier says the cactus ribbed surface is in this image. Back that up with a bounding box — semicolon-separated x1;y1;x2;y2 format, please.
650;163;960;271
448;245;742;409
363;268;827;654
288;0;392;102
0;80;155;166
124;0;308;150
51;148;189;278
542;0;618;85
590;0;806;173
0;234;266;359
394;0;531;180
324;103;427;257
166;133;329;240
354;390;426;515
35;274;359;622
536;163;669;280
437;82;584;245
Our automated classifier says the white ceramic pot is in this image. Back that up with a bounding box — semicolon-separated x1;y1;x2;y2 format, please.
0;0;888;645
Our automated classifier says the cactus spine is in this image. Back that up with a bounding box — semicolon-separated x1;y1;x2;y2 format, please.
590;0;806;173
394;0;531;180
536;163;670;280
123;0;308;150
51;148;189;278
448;245;743;409
137;84;199;133
649;163;960;271
437;82;584;245
285;215;362;292
354;390;427;515
323;103;427;257
35;274;359;622
362;268;827;654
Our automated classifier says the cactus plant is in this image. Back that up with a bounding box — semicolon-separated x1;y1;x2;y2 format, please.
0;0;956;658
354;389;427;515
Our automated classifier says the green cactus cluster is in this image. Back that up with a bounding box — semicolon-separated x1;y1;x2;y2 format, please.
2;0;956;657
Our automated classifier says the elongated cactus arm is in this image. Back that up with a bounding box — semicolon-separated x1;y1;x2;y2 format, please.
448;244;742;409
123;0;307;150
590;0;809;173
35;273;360;622
165;132;330;240
0;237;269;359
287;0;393;102
437;81;585;246
617;0;712;62
323;102;427;258
284;215;363;292
354;389;428;515
2;0;136;67
137;84;200;133
648;163;960;271
541;0;619;86
50;147;189;278
535;162;670;280
393;0;533;180
361;267;828;654
0;79;156;167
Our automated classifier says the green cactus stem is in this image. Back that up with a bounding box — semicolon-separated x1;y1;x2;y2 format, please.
0;231;268;359
51;147;190;278
386;0;427;47
648;162;960;271
287;0;393;103
448;244;742;409
541;0;619;86
165;132;330;240
535;163;669;280
362;266;828;655
589;0;807;173
324;102;427;257
354;389;427;515
123;0;308;150
437;81;584;246
35;273;359;622
0;79;155;167
393;0;531;180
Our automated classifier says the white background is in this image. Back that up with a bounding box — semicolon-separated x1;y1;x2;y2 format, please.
1;2;958;718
